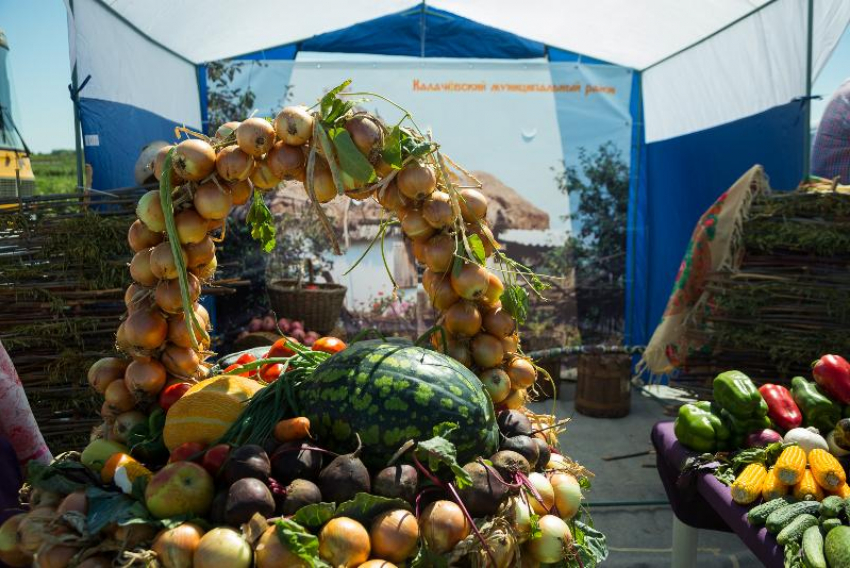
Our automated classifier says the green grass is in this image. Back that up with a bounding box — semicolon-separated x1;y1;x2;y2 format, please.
31;150;78;195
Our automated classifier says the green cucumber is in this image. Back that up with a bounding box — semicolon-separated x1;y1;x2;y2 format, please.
778;514;819;546
820;518;842;535
803;525;827;568
824;525;850;568
748;497;794;526
820;496;844;518
767;501;822;534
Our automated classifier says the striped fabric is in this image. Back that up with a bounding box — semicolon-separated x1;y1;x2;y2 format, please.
812;79;850;183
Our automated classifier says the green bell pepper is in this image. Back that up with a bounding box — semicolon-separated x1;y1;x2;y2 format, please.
720;408;773;447
713;370;763;417
128;408;169;466
791;376;841;434
675;402;730;452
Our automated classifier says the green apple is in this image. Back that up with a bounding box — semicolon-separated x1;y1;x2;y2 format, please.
145;462;214;519
80;439;127;472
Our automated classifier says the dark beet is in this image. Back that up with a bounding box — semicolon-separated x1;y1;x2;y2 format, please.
317;437;370;504
222;444;271;485
534;438;551;470
282;479;323;515
490;450;530;480
271;442;323;484
210;490;228;525
225;477;275;526
497;410;532;437
456;462;509;517
262;436;280;458
500;435;539;468
373;464;418;504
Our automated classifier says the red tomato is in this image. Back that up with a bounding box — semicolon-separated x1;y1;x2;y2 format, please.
158;382;191;411
223;363;249;378
268;337;299;358
312;337;347;354
168;441;207;463
201;443;231;476
259;363;284;383
235;352;257;365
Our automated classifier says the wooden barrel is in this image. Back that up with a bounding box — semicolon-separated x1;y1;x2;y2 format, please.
575;353;632;418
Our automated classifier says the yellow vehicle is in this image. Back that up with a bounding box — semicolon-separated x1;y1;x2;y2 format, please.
0;28;35;199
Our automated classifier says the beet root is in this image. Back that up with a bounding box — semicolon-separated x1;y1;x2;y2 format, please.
225;477;275;526
533;438;551;471
281;479;323;515
222;444;271;485
497;410;532;437
500;435;539;469
490;450;530;480
271;442;323;484
317;435;370;504
372;464;418;504
456;461;509;518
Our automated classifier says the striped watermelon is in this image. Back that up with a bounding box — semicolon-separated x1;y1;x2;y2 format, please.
296;340;498;468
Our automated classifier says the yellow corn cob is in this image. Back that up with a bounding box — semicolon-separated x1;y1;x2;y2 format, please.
731;463;768;505
775;445;807;485
829;482;850;498
761;467;789;501
809;448;846;489
793;469;824;501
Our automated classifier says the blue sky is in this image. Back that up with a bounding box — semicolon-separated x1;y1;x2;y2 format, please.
2;1;849;153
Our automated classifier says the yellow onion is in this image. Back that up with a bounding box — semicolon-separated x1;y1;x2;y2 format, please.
194;527;252;568
267;142;305;179
506;357;537;389
526;515;572;564
508;495;533;543
214;121;240;141
377;180;407;212
397;162;436;201
421;268;443;296
450;263;489;301
549;472;582;520
400;209;436;240
130;248;158;287
526;472;555;515
136;190;166;232
153;145;181;184
421;191;453;229
124;308;168;350
57;490;88;516
104;379;135;413
236;118;276;157
430;277;460;312
167;306;210;348
124;359;166;397
16;506;55;555
114;524;157;548
344;114;383;158
150;242;188;281
419;501;470;554
173;139;216;182
174;209;209;245
230;180;253;206
77;556;113;568
482;306;515;338
113;411;147;443
249;158;283;190
480;272;504;306
443;301;481;337
310;158;337;203
128;219;163;251
185;236;216;268
87;357;129;394
470;333;504;368
479;368;511;404
194;182;233;221
459;188;487;223
318;517;370;568
370;509;419;563
255;526;309;568
152;523;204;568
502;334;519;355
215;145;254;182
424;233;455;273
0;513;31;567
502;387;528;410
155;273;201;314
161;345;202;378
34;543;78;568
274;106;314;146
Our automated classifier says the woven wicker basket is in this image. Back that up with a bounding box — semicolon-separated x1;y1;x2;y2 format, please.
267;279;347;334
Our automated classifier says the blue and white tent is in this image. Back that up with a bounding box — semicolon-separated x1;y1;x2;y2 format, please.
63;0;850;347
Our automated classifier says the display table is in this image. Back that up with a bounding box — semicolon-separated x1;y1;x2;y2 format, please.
651;421;783;568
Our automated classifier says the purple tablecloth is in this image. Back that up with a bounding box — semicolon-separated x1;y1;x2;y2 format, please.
0;436;23;568
651;421;784;568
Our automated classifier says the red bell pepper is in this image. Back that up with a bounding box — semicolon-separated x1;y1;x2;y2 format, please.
758;384;802;432
813;354;850;405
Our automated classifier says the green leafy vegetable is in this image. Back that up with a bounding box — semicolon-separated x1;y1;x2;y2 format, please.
714;441;787;486
319;80;352;120
246;189;276;252
468;234;486;265
501;284;529;324
27;460;93;495
409;545;449;568
292;502;336;528
85;487;153;534
275;518;329;567
333;493;411;525
381;125;402;168
415;423;473;489
572;518;609;567
329;127;377;183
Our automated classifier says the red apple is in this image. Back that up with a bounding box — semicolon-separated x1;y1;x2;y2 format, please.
159;382;191;411
169;441;207;464
201;444;231;477
145;461;214;519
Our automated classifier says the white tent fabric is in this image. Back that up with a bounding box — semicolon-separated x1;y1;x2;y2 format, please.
65;0;850;147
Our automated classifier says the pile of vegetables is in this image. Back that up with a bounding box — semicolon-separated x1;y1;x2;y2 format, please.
236;313;322;347
674;355;850;565
1;82;606;567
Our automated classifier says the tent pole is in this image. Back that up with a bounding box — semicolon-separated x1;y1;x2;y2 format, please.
803;0;814;178
68;0;85;190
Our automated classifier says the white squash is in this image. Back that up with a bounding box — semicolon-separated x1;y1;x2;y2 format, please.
783;427;829;455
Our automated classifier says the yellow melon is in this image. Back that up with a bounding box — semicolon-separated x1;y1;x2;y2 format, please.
163;375;263;451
